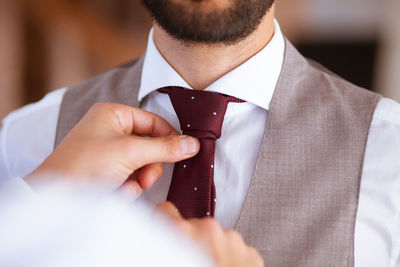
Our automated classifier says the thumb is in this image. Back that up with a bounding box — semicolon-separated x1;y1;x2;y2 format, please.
126;135;200;169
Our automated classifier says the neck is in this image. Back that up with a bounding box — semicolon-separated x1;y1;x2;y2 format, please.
152;5;276;90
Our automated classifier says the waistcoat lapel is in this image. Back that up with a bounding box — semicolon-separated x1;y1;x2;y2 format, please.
235;40;381;266
54;57;144;147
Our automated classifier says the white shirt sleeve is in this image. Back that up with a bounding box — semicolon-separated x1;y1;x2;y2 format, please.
0;88;66;182
0;182;215;267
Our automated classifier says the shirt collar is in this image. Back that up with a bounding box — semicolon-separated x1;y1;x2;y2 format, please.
138;20;285;110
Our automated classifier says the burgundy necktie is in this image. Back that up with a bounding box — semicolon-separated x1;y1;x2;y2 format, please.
158;86;244;219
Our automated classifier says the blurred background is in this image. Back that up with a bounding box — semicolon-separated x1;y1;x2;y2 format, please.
1;0;400;122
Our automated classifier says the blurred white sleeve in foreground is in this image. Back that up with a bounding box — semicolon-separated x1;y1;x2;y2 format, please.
0;178;214;267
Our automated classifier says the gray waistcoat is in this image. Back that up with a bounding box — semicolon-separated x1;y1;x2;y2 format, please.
54;40;381;266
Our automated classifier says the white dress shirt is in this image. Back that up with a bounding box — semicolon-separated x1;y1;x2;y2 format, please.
0;21;399;266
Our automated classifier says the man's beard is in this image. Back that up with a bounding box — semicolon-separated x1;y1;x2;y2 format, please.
141;0;275;45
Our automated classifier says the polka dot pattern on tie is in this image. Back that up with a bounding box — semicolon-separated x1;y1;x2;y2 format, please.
157;86;244;219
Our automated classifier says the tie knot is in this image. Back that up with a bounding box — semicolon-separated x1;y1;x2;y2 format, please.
158;86;244;139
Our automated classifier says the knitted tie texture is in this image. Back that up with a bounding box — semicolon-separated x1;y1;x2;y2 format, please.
158;86;244;219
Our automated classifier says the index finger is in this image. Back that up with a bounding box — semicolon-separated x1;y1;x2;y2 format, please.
108;103;179;137
131;108;179;137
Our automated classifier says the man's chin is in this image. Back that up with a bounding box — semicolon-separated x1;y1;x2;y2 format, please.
142;0;275;44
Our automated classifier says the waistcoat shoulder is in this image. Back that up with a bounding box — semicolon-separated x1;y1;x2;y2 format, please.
54;57;143;147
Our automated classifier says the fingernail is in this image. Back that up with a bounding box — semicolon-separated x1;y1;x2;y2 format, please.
180;136;199;155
